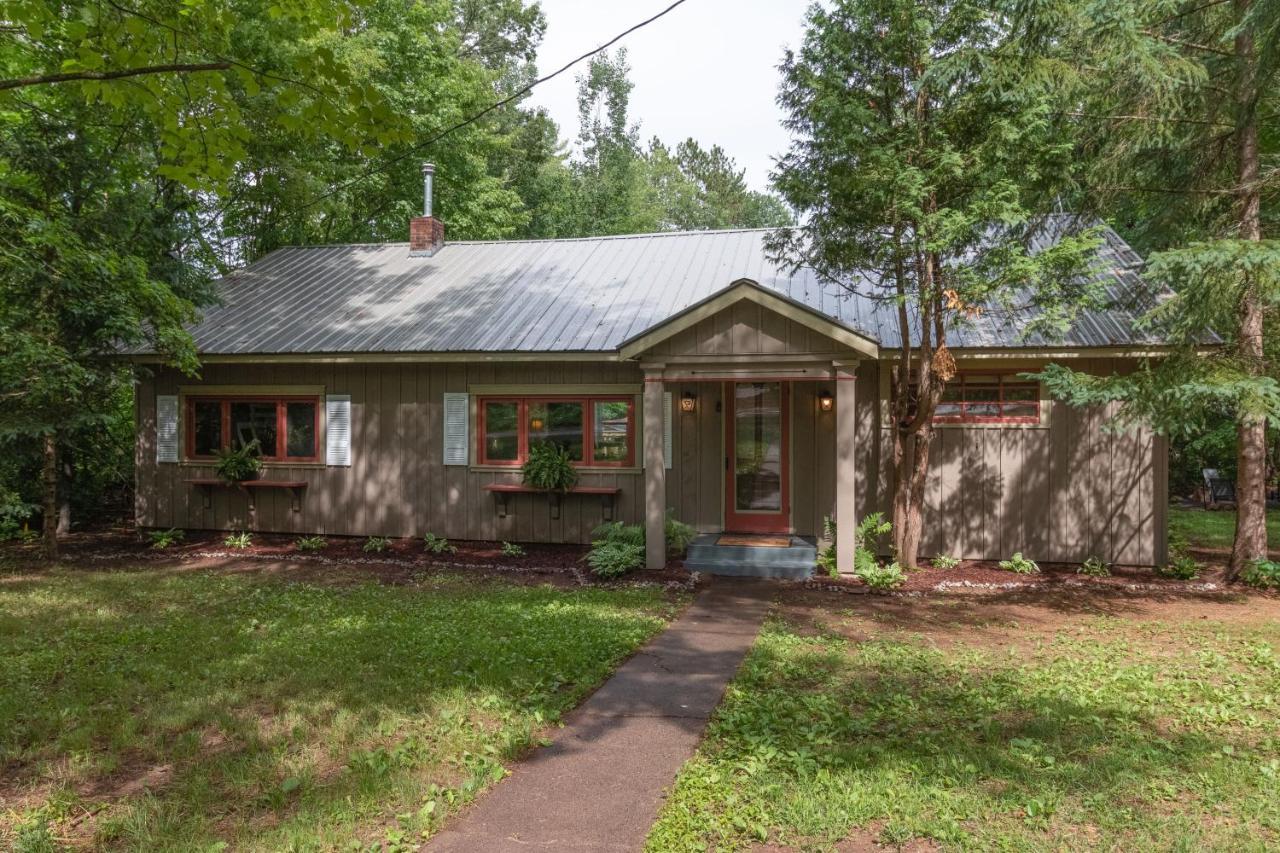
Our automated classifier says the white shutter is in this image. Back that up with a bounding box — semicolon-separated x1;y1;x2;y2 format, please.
444;392;469;466
326;395;351;466
156;395;179;463
662;391;673;470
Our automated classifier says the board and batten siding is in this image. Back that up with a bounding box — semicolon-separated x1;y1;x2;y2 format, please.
136;361;650;544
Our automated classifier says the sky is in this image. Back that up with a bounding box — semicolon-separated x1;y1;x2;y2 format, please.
525;0;811;193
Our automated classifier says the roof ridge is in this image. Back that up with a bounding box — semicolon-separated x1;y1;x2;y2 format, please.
277;227;777;251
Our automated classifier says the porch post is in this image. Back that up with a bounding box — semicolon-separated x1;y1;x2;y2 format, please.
834;360;859;574
643;367;667;570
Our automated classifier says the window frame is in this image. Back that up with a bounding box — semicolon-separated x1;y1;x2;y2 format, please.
476;395;636;468
930;374;1041;425
184;395;322;463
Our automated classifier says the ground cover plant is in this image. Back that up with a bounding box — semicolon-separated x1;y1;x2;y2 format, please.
0;563;683;849
648;591;1280;851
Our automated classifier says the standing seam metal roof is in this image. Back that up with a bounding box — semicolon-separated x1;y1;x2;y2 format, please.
162;217;1178;356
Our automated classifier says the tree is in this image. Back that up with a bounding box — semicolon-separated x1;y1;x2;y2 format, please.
1019;0;1280;577
770;0;1100;567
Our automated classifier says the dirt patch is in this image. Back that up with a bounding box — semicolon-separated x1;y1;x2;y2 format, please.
773;582;1280;651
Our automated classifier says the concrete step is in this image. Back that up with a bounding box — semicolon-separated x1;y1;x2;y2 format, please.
684;534;816;580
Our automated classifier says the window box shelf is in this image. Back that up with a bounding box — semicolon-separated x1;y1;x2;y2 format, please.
482;483;621;521
185;479;308;512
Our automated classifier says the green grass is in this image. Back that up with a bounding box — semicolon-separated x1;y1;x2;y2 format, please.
0;564;683;850
647;603;1280;851
1169;505;1280;550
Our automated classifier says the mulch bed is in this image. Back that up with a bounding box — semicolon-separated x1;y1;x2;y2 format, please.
0;526;697;590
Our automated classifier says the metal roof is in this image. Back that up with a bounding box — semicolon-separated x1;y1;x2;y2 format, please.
157;216;1177;356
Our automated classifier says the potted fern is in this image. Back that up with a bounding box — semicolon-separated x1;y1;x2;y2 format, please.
215;439;263;484
521;442;578;492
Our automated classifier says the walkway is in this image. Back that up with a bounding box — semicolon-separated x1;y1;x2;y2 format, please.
428;578;772;852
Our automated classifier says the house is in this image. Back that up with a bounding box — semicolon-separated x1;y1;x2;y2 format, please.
132;173;1172;575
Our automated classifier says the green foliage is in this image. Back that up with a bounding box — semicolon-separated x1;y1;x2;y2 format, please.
500;541;525;558
931;554;960;570
213;439;262;483
999;553;1040;574
664;511;697;555
363;536;391;554
0;565;678;846
423;534;457;555
586;522;645;578
148;529;185;550
1078;556;1111;578
856;560;907;591
223;531;252;550
294;536;326;552
521;443;579;492
1241;559;1280;590
818;513;894;578
649;607;1280;850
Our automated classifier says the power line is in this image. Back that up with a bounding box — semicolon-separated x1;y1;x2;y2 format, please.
299;0;693;211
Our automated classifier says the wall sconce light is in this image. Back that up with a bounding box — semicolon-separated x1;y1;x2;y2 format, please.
818;390;834;412
680;392;697;413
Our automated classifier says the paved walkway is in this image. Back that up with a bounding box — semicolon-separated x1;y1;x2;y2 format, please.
428;578;771;852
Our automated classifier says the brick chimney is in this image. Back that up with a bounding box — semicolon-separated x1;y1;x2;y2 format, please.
409;163;444;256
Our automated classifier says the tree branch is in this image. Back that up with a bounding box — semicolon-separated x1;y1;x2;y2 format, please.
0;62;231;92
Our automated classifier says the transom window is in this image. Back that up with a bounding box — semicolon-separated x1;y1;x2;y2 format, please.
186;396;320;461
478;396;635;467
900;374;1040;425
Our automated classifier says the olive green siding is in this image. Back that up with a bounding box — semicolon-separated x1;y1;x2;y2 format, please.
136;353;1166;564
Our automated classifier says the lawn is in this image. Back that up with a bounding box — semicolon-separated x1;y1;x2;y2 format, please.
647;589;1280;851
1169;505;1280;551
0;562;684;851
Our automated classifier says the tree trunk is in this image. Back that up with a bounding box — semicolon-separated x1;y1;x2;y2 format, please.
899;424;935;568
1229;0;1265;579
57;447;73;535
41;433;59;561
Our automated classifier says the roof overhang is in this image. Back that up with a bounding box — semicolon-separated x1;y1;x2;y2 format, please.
618;278;880;361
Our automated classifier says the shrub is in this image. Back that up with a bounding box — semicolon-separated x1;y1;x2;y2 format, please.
931;554;960;570
423;533;456;555
363;536;391;553
500;541;525;557
586;540;644;577
586;522;646;577
148;528;185;550
1078;556;1111;577
224;531;252;549
664;511;697;554
214;439;262;483
857;559;906;590
1156;555;1201;580
817;513;892;578
999;552;1040;574
521;442;578;492
294;535;326;552
1241;558;1280;589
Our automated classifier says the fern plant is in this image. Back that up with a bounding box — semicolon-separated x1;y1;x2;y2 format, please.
586;522;645;577
148;528;185;550
214;439;262;483
521;442;578;492
294;536;326;552
500;541;525;557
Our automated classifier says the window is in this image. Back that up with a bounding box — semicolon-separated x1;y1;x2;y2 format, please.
478;396;635;467
185;396;320;461
928;374;1040;424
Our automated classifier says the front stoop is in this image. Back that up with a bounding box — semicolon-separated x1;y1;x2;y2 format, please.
684;534;817;579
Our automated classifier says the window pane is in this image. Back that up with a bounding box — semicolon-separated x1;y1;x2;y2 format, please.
1002;400;1039;419
965;402;1000;417
734;383;784;511
1002;382;1039;401
934;402;962;418
484;401;519;461
229;401;278;456
593;401;631;462
193;401;222;455
964;383;1000;402
528;401;584;460
286;401;316;457
941;384;965;401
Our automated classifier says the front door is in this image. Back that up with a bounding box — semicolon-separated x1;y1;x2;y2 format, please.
725;381;790;533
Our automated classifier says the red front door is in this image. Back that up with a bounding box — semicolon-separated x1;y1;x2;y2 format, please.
724;381;790;533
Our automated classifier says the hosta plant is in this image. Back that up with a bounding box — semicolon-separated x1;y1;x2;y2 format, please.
999;552;1039;574
363;536;391;553
224;531;252;549
423;533;456;555
1242;558;1280;589
931;554;960;570
294;536;326;552
500;541;525;557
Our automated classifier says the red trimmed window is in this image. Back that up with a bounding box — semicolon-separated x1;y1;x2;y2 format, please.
477;396;635;467
186;396;320;461
933;375;1040;424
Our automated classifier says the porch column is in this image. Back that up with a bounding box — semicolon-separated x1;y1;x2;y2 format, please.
643;368;667;570
834;360;859;574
